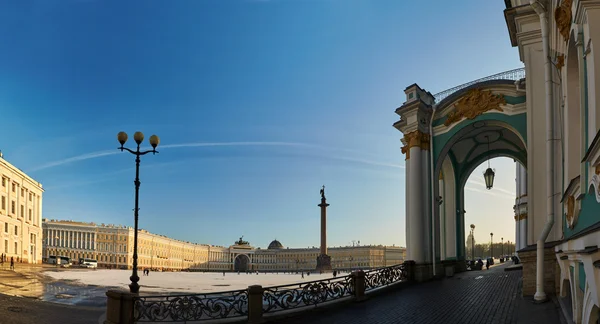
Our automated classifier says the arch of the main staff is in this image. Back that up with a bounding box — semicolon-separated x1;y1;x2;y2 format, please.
234;254;250;272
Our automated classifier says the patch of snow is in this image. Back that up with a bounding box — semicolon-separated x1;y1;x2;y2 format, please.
44;270;344;294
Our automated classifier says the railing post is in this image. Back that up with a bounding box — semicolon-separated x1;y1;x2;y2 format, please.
352;270;366;302
403;260;415;282
247;285;264;324
105;289;136;324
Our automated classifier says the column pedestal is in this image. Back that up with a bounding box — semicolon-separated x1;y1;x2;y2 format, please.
518;243;559;297
316;254;332;272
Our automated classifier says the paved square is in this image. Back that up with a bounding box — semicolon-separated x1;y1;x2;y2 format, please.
280;264;565;324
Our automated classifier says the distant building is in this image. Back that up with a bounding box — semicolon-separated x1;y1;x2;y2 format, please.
0;152;44;264
42;219;404;271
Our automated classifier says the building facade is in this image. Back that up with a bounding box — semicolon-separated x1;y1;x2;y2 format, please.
394;0;600;322
42;220;404;271
0;153;44;264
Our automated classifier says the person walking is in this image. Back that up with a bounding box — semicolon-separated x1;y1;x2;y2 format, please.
10;257;14;271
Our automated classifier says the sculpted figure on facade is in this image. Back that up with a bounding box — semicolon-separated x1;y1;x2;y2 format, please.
444;89;506;126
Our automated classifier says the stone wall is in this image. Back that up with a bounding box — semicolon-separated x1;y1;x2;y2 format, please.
519;245;558;297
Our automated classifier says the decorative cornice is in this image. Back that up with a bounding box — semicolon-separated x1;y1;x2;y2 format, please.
555;0;573;43
444;89;506;126
401;130;430;160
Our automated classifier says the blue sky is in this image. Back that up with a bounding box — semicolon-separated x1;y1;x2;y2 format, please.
0;0;522;249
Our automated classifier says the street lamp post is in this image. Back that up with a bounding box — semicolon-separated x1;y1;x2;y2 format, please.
490;233;494;259
501;237;504;257
470;224;475;260
117;131;160;294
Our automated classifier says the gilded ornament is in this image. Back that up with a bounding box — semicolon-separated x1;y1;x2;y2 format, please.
566;195;575;227
444;89;506;126
555;0;572;42
401;130;430;160
595;165;600;175
556;54;565;70
514;213;527;221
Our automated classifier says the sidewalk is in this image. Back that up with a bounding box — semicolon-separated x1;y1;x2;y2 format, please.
280;263;566;324
0;264;104;324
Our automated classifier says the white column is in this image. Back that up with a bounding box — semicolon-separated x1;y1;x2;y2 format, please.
515;163;528;251
403;130;431;263
406;144;423;262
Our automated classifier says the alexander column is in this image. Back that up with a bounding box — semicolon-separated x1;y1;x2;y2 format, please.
316;185;332;272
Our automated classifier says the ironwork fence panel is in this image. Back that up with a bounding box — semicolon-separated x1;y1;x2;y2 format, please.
133;289;249;322
262;275;355;313
364;264;407;292
130;263;409;322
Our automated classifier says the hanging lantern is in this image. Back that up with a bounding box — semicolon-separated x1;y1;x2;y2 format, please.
483;135;495;190
484;167;495;190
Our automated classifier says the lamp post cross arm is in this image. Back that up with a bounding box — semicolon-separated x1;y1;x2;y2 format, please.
118;146;159;156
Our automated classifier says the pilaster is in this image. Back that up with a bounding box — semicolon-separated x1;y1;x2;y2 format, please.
394;83;433;265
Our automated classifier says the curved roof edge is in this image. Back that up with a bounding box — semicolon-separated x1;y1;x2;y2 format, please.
435;79;522;111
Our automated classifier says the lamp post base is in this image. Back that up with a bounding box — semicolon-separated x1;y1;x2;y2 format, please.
129;276;140;294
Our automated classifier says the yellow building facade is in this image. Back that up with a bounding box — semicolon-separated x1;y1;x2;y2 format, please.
42;220;405;271
0;153;44;264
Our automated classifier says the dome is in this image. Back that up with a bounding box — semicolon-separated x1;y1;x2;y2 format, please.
268;239;284;250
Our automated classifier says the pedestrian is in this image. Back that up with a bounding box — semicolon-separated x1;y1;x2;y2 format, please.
301;271;304;279
223;271;225;277
10;257;14;271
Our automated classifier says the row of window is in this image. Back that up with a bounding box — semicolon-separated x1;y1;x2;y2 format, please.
0;196;36;223
1;177;36;202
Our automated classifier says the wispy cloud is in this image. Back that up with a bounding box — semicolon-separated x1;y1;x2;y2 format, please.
464;178;515;200
29;150;117;172
29;141;403;173
43;160;189;190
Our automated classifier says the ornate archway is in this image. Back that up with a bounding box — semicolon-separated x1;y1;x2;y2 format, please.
394;77;528;278
234;254;250;272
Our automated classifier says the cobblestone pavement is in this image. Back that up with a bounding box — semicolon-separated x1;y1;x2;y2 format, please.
0;293;104;324
280;263;566;324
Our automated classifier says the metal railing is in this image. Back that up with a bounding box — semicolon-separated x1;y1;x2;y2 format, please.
133;289;249;322
129;263;408;323
433;68;525;103
364;263;407;292
262;274;355;313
